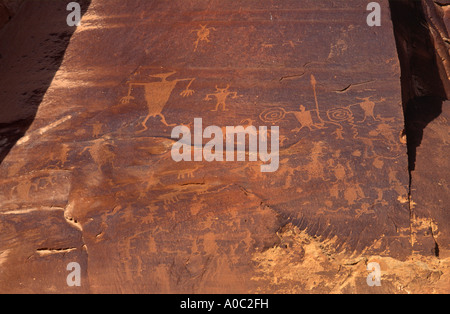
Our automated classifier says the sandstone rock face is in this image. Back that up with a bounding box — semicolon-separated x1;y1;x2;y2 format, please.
411;100;450;259
0;0;448;293
0;0;24;30
423;0;450;98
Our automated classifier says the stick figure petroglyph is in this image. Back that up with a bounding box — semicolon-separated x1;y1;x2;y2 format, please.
191;24;216;52
204;85;238;111
121;71;195;131
289;105;326;132
79;137;117;172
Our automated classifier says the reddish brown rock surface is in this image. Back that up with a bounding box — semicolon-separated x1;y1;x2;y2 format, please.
0;0;448;293
0;0;23;30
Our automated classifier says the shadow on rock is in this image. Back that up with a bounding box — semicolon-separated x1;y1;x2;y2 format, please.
0;0;91;165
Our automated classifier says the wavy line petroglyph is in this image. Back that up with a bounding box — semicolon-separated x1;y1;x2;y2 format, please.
17;115;72;146
121;71;195;130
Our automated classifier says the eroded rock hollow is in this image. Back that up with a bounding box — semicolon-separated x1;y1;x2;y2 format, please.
0;0;448;293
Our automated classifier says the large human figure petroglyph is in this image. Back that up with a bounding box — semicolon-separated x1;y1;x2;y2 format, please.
121;71;195;131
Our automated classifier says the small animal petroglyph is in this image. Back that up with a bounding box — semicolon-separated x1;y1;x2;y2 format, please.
357;97;383;123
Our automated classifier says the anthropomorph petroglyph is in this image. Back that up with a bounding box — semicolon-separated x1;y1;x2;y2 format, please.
79;137;117;172
204;85;238;111
177;165;201;180
258;74;389;142
121;71;195;131
260;105;325;132
191;24;216;52
259;108;286;124
92;121;103;138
